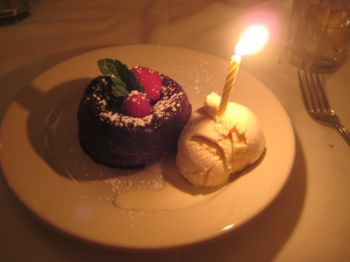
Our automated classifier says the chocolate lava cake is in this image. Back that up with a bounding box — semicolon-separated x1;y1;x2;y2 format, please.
78;59;191;167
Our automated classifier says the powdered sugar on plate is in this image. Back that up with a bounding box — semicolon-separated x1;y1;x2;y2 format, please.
105;172;164;195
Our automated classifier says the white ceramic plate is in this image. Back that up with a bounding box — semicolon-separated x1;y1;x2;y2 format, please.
0;45;295;249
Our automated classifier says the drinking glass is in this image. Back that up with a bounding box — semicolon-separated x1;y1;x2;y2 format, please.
0;0;30;26
286;0;350;73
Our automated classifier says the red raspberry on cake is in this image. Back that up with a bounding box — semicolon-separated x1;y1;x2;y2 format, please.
132;66;162;103
123;90;152;117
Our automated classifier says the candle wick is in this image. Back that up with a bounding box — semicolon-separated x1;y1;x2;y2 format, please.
232;54;241;62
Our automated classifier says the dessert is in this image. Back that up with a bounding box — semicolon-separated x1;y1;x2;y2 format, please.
78;59;192;167
176;92;265;187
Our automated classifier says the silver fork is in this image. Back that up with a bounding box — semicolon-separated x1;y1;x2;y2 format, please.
297;70;350;146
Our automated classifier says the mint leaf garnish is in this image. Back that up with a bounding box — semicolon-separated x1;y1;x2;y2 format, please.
98;58;129;97
97;58;144;98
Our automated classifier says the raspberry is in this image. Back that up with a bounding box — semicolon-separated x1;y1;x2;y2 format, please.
123;91;152;117
132;66;162;103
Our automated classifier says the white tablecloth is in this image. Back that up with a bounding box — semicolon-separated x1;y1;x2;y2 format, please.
1;0;350;261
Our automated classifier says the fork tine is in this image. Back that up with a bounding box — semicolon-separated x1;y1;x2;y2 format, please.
306;72;323;112
314;73;331;111
298;70;350;146
298;70;313;112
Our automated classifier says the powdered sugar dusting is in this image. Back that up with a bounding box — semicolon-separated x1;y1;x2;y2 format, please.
85;75;187;130
188;59;213;94
100;111;153;128
105;173;164;195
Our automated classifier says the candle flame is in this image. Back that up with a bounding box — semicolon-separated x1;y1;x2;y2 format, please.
235;24;269;57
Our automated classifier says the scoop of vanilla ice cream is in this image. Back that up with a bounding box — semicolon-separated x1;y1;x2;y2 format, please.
176;92;265;187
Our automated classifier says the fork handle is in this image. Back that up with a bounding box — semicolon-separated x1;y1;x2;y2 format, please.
335;124;350;146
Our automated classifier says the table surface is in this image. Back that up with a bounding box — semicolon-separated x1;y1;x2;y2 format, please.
1;1;349;261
